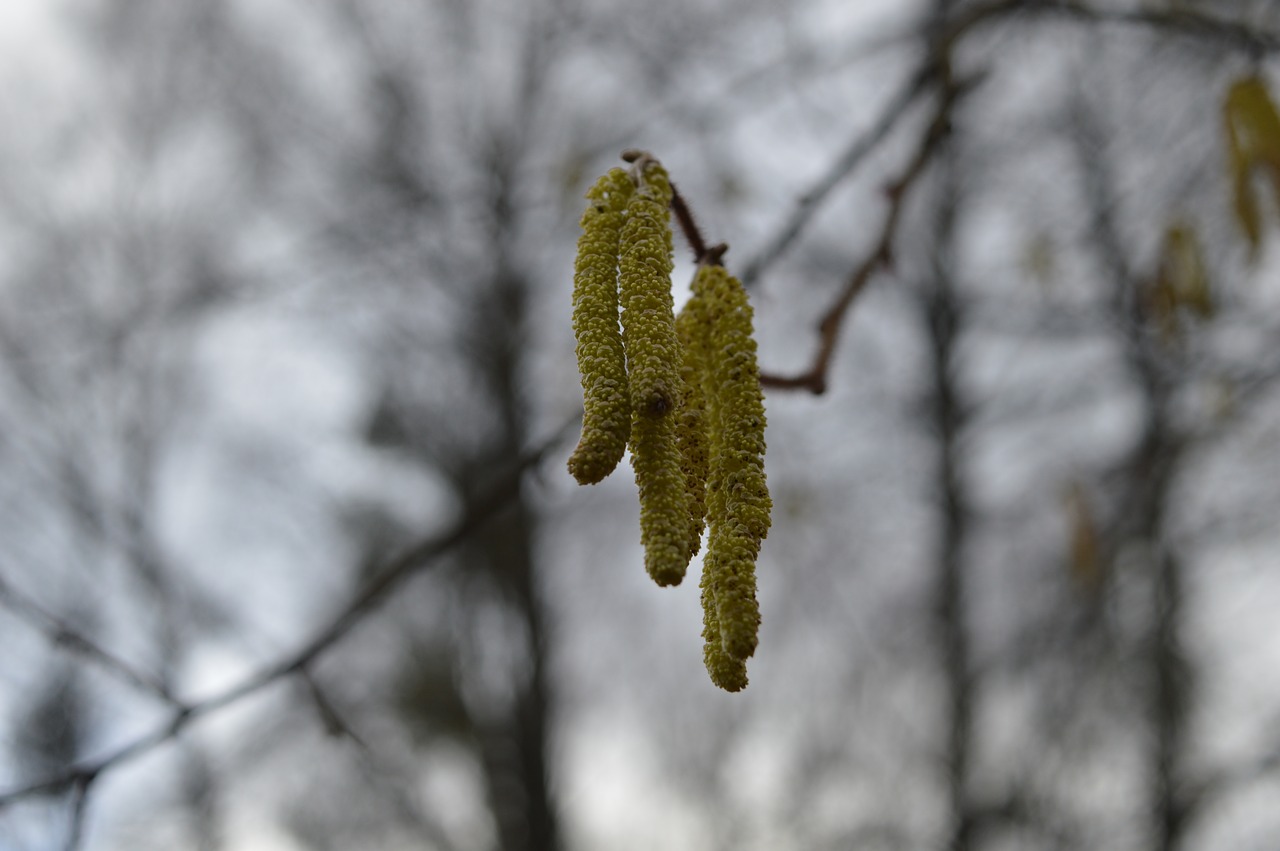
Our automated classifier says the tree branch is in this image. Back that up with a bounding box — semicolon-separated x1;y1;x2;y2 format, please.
942;0;1280;57
740;61;939;289
1182;730;1280;828
297;671;464;851
750;0;1277;395
297;667;369;748
0;427;567;813
63;776;90;851
744;0;1278;293
760;74;970;394
0;575;179;706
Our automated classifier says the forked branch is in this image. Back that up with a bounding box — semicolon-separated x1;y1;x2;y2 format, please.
759;75;969;394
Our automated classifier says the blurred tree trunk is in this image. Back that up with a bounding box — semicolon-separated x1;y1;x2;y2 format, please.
429;23;560;844
925;6;977;847
1075;93;1191;851
925;137;977;851
460;258;559;851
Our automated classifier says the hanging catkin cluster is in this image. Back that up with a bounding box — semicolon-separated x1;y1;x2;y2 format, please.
568;153;771;691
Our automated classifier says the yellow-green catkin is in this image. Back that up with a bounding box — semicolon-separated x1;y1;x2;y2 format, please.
693;263;771;682
702;580;749;692
568;168;634;485
620;160;689;587
676;294;711;560
620;161;679;416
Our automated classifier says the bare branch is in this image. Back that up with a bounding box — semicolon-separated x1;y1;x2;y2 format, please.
740;62;937;289
0;575;179;706
743;0;1278;294
297;667;368;749
1033;1;1280;56
624;148;710;261
669;181;709;262
0;427;568;813
63;777;90;851
942;0;1280;56
759;75;970;394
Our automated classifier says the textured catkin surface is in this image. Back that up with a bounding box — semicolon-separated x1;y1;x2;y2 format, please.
619;162;679;416
629;411;690;587
619;162;689;587
676;294;710;561
692;264;771;685
701;579;748;691
568;168;634;485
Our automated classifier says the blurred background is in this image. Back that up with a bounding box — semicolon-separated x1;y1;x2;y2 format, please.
3;0;1280;849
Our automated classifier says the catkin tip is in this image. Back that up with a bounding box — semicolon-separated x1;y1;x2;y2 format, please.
706;649;749;692
702;573;749;690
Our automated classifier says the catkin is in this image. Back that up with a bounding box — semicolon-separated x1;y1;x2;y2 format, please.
620;160;689;587
701;578;749;692
676;294;711;560
693;263;771;672
620;161;680;416
568;168;634;485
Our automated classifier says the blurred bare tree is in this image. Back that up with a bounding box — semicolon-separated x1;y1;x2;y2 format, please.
4;1;1280;851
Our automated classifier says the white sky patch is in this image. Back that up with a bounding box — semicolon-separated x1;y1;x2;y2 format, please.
0;2;60;53
564;712;717;851
0;1;85;109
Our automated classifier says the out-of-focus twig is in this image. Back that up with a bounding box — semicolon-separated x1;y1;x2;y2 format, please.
0;575;179;706
62;777;90;851
0;427;568;813
750;0;1278;395
296;669;463;851
297;667;368;748
744;0;1279;294
947;0;1280;57
740;61;939;289
760;75;972;394
671;182;709;262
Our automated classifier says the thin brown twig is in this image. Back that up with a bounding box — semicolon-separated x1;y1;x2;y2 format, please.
623;148;710;261
669;183;709;262
742;0;1279;292
760;76;970;394
741;61;939;288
